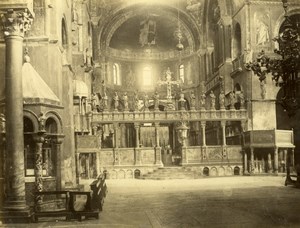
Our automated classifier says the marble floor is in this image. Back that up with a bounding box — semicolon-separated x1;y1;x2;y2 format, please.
2;176;300;227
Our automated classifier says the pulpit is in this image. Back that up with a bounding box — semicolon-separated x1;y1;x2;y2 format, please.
243;130;295;177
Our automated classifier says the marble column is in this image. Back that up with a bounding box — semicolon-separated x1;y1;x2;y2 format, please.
134;123;140;148
134;123;141;165
274;147;278;175
113;123;119;165
53;135;65;191
200;121;206;146
267;152;272;173
154;122;162;165
243;150;249;175
221;121;226;146
250;148;254;174
33;133;45;204
0;7;33;214
283;149;287;173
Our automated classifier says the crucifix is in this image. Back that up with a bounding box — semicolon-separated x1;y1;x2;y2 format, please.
158;67;182;100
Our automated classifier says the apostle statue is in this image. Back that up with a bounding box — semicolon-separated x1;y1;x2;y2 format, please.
219;90;225;110
122;92;129;111
210;91;216;110
143;93;149;111
153;91;160;111
113;92;119;111
200;92;206;110
190;91;196;110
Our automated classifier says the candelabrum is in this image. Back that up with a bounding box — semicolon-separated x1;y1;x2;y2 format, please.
245;0;299;117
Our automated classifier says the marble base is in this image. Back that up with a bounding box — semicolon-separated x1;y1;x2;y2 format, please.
0;207;33;223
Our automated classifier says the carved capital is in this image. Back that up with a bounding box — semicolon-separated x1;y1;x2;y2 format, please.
220;120;226;128
200;121;206;128
33;132;45;143
53;134;65;144
0;8;34;37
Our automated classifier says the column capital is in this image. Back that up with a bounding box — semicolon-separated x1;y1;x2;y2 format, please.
200;121;206;127
0;8;34;37
154;122;160;128
220;120;226;127
33;132;45;143
134;123;140;128
53;134;65;144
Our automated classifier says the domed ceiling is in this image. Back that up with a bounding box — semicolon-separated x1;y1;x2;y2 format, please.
109;13;190;52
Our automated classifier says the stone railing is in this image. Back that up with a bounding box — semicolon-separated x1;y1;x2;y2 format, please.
91;109;248;124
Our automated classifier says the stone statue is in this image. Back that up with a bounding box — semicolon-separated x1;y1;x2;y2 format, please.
219;90;225;110
239;91;245;109
200;93;206;109
178;90;186;111
134;92;139;111
113;92;119;111
229;92;236;109
83;48;92;69
91;93;100;112
210;91;216;110
260;79;266;99
122;92;129;111
143;93;149;111
190;91;196;110
153;91;160;111
38;112;46;132
102;92;108;111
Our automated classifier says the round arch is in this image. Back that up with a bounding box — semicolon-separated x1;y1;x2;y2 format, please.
97;3;201;55
273;8;300;43
44;111;63;134
23;109;39;133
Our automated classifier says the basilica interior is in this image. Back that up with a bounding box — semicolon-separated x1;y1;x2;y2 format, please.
0;0;299;222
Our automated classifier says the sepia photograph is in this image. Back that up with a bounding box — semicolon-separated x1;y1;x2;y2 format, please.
0;0;299;227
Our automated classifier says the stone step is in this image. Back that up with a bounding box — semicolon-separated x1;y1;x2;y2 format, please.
141;167;203;180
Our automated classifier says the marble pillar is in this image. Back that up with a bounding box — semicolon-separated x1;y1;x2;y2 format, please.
53;135;64;191
154;123;162;166
1;7;33;212
33;133;45;204
200;121;206;146
274;147;278;175
243;150;249;175
221;121;226;146
0;6;34;221
250;148;254;174
134;123;141;165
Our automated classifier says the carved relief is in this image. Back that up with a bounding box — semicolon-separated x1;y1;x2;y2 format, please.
0;8;33;37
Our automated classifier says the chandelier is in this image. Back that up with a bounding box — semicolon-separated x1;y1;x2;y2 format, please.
175;0;184;51
245;0;300;117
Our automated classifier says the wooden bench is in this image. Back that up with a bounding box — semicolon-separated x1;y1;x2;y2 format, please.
68;174;108;221
33;174;108;222
33;191;71;222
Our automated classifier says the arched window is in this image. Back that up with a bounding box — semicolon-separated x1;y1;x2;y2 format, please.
113;63;121;85
232;23;242;59
45;118;58;134
179;64;184;83
143;66;152;86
